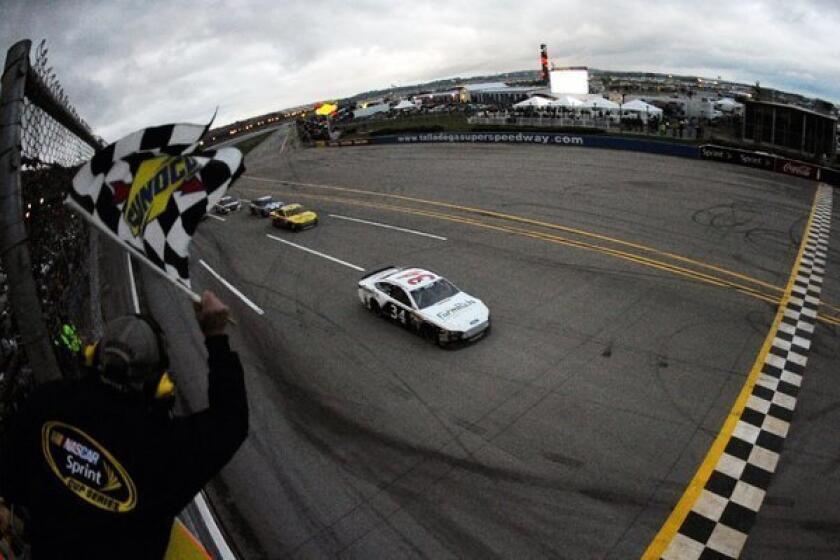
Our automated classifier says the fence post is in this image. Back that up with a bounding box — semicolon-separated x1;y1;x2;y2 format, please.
0;40;61;383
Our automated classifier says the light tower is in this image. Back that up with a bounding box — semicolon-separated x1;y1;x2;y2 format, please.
540;44;550;84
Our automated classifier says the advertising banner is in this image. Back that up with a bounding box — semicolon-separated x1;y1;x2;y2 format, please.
699;145;775;171
377;132;699;158
774;157;820;180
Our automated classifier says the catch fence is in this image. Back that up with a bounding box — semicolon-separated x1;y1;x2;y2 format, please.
0;39;101;425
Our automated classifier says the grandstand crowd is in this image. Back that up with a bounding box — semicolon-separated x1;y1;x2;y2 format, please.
296;117;331;143
0;166;90;427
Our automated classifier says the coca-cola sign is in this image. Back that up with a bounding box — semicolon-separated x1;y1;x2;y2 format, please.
776;158;817;179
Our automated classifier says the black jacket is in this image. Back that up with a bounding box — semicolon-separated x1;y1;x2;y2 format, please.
1;335;248;559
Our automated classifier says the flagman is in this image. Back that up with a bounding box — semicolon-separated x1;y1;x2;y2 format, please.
0;290;248;559
1;119;248;558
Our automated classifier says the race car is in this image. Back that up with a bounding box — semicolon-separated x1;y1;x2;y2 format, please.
249;195;283;217
358;266;490;346
213;195;241;215
270;203;318;231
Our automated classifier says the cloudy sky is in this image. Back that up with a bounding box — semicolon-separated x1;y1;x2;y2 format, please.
2;0;839;142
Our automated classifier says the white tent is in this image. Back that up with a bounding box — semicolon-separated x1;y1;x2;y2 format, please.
586;97;620;110
513;96;552;109
549;95;585;108
714;98;743;113
620;99;663;117
353;103;390;119
393;99;416;111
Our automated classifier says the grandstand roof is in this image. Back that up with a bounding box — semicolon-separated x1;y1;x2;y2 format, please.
460;82;508;92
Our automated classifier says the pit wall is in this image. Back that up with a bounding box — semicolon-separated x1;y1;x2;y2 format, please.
316;133;840;187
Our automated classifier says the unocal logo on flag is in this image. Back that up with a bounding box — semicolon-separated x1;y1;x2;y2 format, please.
111;155;204;237
68;121;245;290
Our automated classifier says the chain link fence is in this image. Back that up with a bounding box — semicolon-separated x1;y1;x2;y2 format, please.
0;39;101;436
21;40;97;169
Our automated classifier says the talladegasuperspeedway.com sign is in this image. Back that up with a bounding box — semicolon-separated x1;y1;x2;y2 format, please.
396;132;585;145
324;132;701;158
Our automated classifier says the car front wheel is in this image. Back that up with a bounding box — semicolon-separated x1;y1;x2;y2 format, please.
368;299;381;316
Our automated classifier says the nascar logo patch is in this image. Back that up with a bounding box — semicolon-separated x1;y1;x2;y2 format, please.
41;421;137;513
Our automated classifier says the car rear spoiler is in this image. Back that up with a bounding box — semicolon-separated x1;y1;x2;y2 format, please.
360;265;399;280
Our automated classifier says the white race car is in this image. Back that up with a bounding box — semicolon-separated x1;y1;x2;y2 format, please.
358;266;490;345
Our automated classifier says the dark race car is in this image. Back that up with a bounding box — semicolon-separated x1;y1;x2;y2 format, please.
214;195;241;215
249;195;283;217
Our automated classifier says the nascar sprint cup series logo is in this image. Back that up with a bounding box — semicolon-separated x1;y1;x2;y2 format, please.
114;155;203;237
41;421;137;513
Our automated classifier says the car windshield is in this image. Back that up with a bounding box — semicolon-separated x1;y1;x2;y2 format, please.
411;278;460;309
285;207;304;216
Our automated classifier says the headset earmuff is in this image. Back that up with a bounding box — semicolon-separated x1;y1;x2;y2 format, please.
84;342;99;368
132;314;174;404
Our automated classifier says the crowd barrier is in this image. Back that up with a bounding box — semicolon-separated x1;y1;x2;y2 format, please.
317;134;839;187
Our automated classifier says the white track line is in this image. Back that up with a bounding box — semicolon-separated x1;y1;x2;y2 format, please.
126;254;141;313
329;214;447;241
279;129;289;154
199;259;265;315
194;492;237;560
206;214;226;222
266;234;365;271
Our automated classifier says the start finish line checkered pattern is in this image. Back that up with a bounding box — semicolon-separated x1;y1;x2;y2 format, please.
663;185;833;560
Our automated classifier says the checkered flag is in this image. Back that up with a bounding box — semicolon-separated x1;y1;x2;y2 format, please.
66;123;244;293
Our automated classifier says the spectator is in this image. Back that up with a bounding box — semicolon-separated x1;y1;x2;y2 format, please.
0;497;24;559
2;165;91;432
53;319;82;376
0;290;249;559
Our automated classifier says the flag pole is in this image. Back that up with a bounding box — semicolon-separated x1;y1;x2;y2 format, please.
64;197;201;303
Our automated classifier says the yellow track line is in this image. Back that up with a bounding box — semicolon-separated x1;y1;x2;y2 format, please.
641;186;822;559
244;175;787;295
245;186;840;327
259;190;776;298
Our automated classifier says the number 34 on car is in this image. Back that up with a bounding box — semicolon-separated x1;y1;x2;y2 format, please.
357;266;490;346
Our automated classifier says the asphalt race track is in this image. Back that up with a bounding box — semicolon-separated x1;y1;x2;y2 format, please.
137;126;840;559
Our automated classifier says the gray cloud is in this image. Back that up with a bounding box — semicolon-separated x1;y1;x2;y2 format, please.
2;0;838;142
